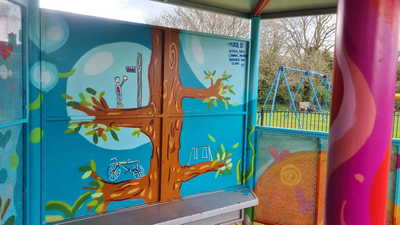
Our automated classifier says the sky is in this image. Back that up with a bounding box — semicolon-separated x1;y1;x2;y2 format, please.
39;0;175;24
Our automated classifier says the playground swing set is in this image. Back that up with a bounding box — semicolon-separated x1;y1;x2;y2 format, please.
258;66;332;128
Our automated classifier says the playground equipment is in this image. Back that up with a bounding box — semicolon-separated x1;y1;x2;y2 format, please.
186;146;213;166
258;66;332;128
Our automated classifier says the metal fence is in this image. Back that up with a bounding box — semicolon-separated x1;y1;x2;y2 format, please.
257;109;400;139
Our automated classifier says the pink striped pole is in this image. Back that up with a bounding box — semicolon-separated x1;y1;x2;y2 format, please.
326;0;400;224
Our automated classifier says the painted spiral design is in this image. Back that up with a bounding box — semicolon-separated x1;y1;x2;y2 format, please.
280;164;302;187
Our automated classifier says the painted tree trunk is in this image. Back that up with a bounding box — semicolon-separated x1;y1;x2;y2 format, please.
70;29;232;211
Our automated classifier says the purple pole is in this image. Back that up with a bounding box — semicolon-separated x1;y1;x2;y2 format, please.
326;0;400;224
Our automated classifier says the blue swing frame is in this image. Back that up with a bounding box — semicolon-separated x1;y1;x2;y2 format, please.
257;66;332;128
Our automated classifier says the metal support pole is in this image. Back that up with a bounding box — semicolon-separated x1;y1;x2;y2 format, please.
325;0;400;224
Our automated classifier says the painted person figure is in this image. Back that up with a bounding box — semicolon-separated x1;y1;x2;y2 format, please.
115;75;128;108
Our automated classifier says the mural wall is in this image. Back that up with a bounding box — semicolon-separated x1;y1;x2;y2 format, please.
254;131;399;225
0;1;24;225
30;10;251;223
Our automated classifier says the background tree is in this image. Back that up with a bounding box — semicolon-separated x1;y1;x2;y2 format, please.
147;7;250;38
147;8;337;105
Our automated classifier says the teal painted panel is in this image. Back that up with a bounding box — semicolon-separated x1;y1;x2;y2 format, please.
0;0;24;124
0;125;24;225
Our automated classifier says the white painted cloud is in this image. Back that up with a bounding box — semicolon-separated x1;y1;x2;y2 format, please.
0;65;8;79
47;26;62;41
84;52;114;76
191;36;204;65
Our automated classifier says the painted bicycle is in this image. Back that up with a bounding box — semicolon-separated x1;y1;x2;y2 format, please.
107;157;144;182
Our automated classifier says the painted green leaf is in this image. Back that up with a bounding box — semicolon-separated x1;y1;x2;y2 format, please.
71;192;92;217
64;129;73;134
46;215;64;223
97;197;104;206
233;142;239;149
211;160;218;167
78;92;86;101
213;100;217;107
215;169;220;179
226;159;232;164
28;92;43;110
84;123;94;128
10;152;19;170
208;134;216;142
225;150;230;158
1;198;10;219
68;124;79;130
207;102;212;110
82;171;92;179
203;98;210;103
105;127;112;132
86;88;97;95
220;166;226;171
98;124;107;130
227;153;233;157
203;71;208;76
45;201;72;218
85;130;97;136
218;98;224;105
112;126;121;131
225;97;231;101
61;94;73;100
85;93;93;105
220;91;227;95
78;166;91;172
4;215;16;225
93;134;99;145
236;159;242;185
204;76;210;80
99;91;105;98
221;152;226;160
90;160;96;172
226;168;232;175
217;153;220;161
95;203;104;213
221;144;225;152
101;133;107;142
227;163;233;169
214;152;218;162
97;178;104;187
95;93;100;100
66;101;80;107
217;147;223;156
219;82;224;89
90;181;100;188
57;68;76;78
92;192;103;198
30;128;44;144
228;89;235;96
220;170;226;177
212;70;216;76
232;103;239;107
80;101;92;107
73;124;82;133
132;131;140;137
87;200;98;207
110;130;119;141
224;101;228;110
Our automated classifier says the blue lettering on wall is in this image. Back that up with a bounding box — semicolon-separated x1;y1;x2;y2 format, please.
227;42;247;66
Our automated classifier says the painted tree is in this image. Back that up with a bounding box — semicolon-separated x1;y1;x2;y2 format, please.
59;29;238;213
